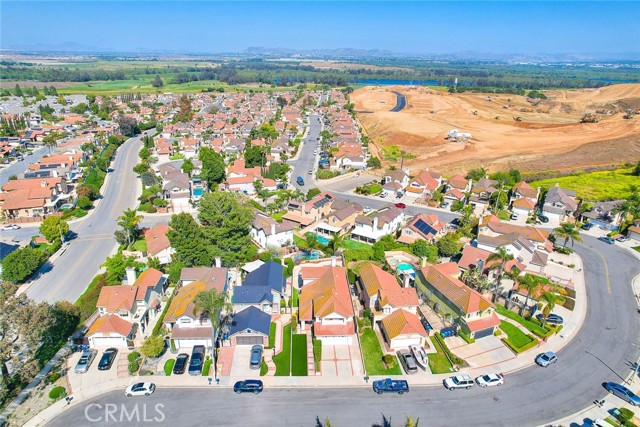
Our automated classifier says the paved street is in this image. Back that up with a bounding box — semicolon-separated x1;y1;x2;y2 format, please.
44;236;640;427
390;90;407;112
0;146;48;187
289;113;322;191
25;134;143;303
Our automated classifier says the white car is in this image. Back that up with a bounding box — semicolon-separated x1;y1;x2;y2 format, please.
363;206;372;214
125;382;156;397
443;374;474;390
1;224;20;231
475;373;504;387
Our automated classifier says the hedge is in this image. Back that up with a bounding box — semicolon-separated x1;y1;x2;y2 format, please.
48;386;66;400
563;297;576;311
163;359;175;376
433;332;465;366
459;330;475;344
313;338;322;372
496;305;552;338
501;337;538;354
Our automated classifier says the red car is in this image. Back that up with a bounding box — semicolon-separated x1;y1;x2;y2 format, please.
394;203;406;209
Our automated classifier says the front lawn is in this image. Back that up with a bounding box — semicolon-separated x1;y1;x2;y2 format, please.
291;333;308;376
291;288;299;308
427;336;454;374
495;305;551;337
267;322;276;349
634;246;640;253
129;239;147;253
273;323;308;376
164;359;175;376
500;321;537;354
360;328;401;375
260;360;268;376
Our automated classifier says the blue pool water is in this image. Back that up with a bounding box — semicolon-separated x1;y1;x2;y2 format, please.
193;187;203;197
397;263;414;272
315;234;330;245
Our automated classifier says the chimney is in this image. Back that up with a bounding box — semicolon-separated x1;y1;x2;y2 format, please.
477;259;485;273
215;257;221;268
270;223;276;236
420;257;427;268
125;266;137;285
373;217;379;230
331;256;337;267
402;273;411;288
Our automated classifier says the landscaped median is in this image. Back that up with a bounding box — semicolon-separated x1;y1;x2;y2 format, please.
499;321;538;354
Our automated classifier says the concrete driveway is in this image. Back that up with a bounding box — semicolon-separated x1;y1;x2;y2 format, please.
448;336;516;368
229;345;261;378
67;348;127;393
320;343;363;377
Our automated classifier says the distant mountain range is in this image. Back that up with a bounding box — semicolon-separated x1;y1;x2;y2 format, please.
2;43;639;63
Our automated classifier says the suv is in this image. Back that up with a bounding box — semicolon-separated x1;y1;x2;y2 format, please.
74;349;97;374
396;350;418;375
97;348;118;371
188;345;205;375
443;374;474;390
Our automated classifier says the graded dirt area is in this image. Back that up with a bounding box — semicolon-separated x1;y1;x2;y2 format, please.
352;84;640;175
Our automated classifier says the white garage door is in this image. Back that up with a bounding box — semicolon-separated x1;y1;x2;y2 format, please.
176;339;210;349
318;335;352;345
92;336;126;347
391;337;421;350
236;336;264;346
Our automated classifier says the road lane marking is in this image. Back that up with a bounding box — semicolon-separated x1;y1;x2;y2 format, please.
595;250;613;295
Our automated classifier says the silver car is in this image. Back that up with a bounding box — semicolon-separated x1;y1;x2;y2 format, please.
75;349;97;374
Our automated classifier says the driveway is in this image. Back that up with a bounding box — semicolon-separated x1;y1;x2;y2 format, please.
448;336;516;368
67;349;127;393
229;346;260;378
321;343;363;377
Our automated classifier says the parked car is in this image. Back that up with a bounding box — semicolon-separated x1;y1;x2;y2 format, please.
536;313;564;325
233;379;264;394
74;349;97;374
591;419;608;427
394;203;406;209
396;350;418;375
1;224;21;231
537;214;549;223
125;382;156;397
510;213;518;220
535;351;558;367
372;378;409;395
307;170;313;175
616;235;630;242
363;206;372;214
296;176;305;186
379;192;387;198
16;155;24;162
188;345;205;375
443;374;474;390
604;382;640;406
581;222;595;230
475;373;504;388
97;348;118;371
440;202;449;208
597;236;615;245
250;345;263;370
173;353;189;375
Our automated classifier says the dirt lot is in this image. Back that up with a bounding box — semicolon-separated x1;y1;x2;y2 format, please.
352;84;640;174
299;60;410;72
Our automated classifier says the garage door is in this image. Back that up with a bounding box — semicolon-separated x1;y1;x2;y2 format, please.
318;336;352;345
236;336;264;346
92;336;126;347
474;328;494;339
175;339;209;349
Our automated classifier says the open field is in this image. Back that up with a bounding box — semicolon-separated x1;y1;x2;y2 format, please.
299;60;411;72
353;84;640;175
528;167;640;201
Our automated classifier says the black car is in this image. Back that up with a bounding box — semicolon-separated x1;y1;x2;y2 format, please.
233;379;264;394
581;222;594;230
97;348;118;371
536;313;564;325
173;353;189;375
537;214;549;223
188;345;205;375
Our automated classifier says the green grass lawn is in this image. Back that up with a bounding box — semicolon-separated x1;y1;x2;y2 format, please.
500;321;534;348
360;328;401;375
293;235;308;250
291;288;299;308
528;167;640;201
267;322;276;349
291;334;308;376
260;360;268;376
495;305;549;337
129;239;147;252
273;323;292;376
340;239;372;251
163;359;175;376
633;246;640;253
270;210;287;222
202;359;212;376
427;336;455;374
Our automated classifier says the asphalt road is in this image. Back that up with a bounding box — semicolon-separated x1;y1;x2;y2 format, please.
26;133;144;303
390;90;407;112
0;146;48;187
46;238;640;427
288;113;322;191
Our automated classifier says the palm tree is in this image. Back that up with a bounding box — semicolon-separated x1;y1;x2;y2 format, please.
193;288;232;380
553;222;583;248
327;233;344;255
117;208;143;246
538;289;566;327
516;274;546;317
614;186;640;229
487;246;514;302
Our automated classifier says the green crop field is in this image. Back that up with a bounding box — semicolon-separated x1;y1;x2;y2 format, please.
529;167;640;201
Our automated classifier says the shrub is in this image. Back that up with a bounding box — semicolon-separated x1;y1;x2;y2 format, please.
76;196;93;210
459;330;476;344
164;359;175;376
128;361;140;375
312;338;322;371
128;351;141;363
141;335;165;358
145;205;158;214
202;359;212;376
47;372;61;383
434;332;465;366
72;208;88;218
49;386;66;400
382;354;395;366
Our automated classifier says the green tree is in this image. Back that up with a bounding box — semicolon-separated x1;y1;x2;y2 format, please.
115;115;140;137
140;335;165;358
367;157;382;169
174;95;193;122
306;188;321;200
182;158;194;177
410;239;439;263
166;258;185;284
138;146;151;161
152;75;164;88
486;246;515;302
1;247;47;283
39;216;69;243
633;161;640;177
168;213;212;267
193;288;232;379
516;273;547;317
13;84;23;97
244;144;266;168
116;208;143;246
199;147;226;186
435;233;462;257
553;222;583;248
614;186;640;229
133;162;151;175
466;167;487;181
102;253;140;286
538;288;566;327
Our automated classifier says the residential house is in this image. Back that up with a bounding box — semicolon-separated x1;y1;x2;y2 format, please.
250;212;295;249
542;185;578;221
446;175;472;193
469;178;499;213
314;200;362;238
283;192;336;227
416;262;500;339
351;206;406;244
580;200;624;230
144;225;175;264
511;181;540;205
86;315;135;349
164;266;229;349
398;213;447;244
227;306;271;346
0;177;71;219
357;263;418;319
298;266;355;345
232;261;285;314
379;309;428;350
405;169;442;200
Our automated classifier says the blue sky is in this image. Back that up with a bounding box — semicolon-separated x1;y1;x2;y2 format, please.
1;1;639;55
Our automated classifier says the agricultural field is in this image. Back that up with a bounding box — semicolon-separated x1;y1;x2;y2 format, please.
352;84;640;175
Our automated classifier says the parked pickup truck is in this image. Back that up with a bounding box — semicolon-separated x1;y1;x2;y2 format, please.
372;378;409;395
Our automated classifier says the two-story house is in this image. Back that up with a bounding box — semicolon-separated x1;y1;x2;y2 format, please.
541;184;578;221
298;266;355;345
282;192;336;227
0;177;71;219
164;266;229;349
250;212;295;249
314;200;363;238
232;261;285;314
379;308;429;350
468;178;499;213
144;225;175;264
404;169;442;200
351;206;406;244
416;262;500;339
398;213;447;244
357;263;418;320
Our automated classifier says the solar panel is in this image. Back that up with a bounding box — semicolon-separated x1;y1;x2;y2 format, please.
414;219;436;237
312;194;333;209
